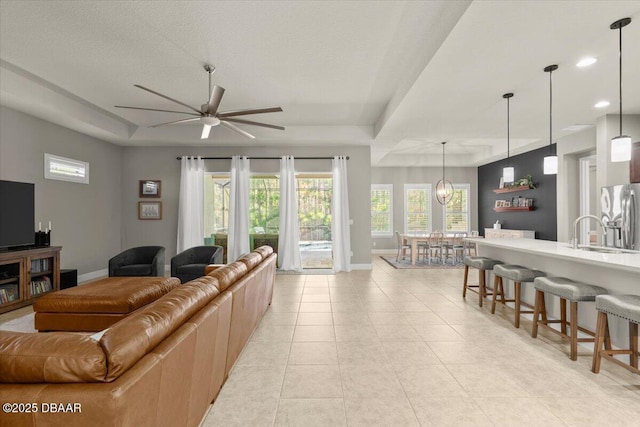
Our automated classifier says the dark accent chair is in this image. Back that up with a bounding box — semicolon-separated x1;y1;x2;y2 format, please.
171;245;223;283
108;246;165;277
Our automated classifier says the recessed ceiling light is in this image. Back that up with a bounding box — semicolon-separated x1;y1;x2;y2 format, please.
577;57;597;67
594;100;610;108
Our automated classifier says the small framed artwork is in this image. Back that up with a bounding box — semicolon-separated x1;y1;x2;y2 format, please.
138;201;162;220
495;200;503;208
139;180;161;198
499;177;505;189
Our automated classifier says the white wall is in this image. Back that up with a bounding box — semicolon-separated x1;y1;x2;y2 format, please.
0;106;122;274
120;145;372;266
371;166;478;249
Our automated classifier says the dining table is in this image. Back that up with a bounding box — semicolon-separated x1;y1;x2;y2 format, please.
401;234;446;266
401;233;483;265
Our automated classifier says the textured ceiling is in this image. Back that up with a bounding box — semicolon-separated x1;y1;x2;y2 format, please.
1;0;639;166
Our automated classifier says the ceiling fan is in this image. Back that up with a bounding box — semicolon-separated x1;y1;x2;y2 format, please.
115;65;284;139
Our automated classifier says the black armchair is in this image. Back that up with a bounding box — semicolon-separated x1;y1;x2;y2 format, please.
108;246;165;277
171;245;223;283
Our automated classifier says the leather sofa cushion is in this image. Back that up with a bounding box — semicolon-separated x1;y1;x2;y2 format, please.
207;261;248;291
253;245;273;259
237;252;263;272
113;264;152;276
33;277;180;314
100;276;220;381
0;331;107;383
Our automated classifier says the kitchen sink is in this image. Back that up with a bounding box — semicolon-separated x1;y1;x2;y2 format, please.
577;245;640;254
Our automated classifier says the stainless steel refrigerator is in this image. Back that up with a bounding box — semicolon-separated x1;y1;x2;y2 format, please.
601;183;640;250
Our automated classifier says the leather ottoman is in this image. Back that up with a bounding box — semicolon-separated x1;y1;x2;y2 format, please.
33;276;180;332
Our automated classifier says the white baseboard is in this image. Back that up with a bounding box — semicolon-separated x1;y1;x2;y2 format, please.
350;263;372;270
78;269;108;284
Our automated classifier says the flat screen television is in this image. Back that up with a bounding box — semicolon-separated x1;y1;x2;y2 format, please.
0;180;35;249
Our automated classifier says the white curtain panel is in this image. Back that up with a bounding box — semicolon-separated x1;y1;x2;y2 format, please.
277;156;302;271
177;156;204;253
331;156;352;272
228;156;250;261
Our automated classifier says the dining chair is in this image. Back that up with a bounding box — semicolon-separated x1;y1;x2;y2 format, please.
465;230;479;256
447;232;467;264
395;231;411;262
427;232;444;264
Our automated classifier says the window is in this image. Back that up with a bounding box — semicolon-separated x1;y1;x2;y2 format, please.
371;184;393;237
204;174;231;236
249;175;280;233
44;153;89;184
404;184;432;234
443;184;470;232
297;175;332;242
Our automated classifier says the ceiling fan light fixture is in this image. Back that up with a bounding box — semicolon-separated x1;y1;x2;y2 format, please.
201;116;220;127
610;17;632;162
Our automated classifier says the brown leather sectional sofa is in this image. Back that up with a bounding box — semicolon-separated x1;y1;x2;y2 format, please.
0;246;277;427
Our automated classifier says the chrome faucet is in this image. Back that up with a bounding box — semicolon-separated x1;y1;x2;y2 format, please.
572;215;606;249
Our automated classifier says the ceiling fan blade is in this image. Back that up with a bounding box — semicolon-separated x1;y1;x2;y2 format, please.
217;107;283;118
150;117;202;128
134;84;202;114
224;117;285;131
207;85;225;114
201;125;212;139
221;121;255;139
114;105;200;116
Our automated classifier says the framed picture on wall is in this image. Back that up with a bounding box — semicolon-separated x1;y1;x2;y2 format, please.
138;201;162;220
139;180;161;198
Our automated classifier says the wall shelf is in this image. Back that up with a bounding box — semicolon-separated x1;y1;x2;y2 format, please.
493;206;534;212
493;186;532;194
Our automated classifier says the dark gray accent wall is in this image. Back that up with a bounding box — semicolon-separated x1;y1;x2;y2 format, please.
478;145;557;241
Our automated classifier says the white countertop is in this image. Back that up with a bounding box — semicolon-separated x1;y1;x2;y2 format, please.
469;238;640;274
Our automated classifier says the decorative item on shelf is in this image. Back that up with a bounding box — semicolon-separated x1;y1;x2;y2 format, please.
434;141;454;205
543;64;558;175
502;93;515;183
610;17;632;162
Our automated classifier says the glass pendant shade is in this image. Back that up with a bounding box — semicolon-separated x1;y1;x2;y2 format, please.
435;179;454;205
543;155;558;174
611;135;632;162
503;166;514;183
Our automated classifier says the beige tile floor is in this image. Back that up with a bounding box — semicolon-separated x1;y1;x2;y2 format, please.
202;255;640;427
1;256;638;427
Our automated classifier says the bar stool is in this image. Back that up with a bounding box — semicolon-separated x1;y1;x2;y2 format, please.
491;264;545;328
531;276;607;361
462;256;503;308
591;294;640;375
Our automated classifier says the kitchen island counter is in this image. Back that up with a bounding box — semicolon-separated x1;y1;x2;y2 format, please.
470;238;639;349
470;238;640;274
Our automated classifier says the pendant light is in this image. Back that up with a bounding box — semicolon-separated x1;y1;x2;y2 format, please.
502;93;515;183
435;141;454;205
610;17;632;162
543;64;558;175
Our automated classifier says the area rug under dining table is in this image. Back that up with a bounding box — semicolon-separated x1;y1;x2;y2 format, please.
380;256;464;269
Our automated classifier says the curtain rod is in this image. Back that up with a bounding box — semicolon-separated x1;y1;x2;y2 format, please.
175;156;349;160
